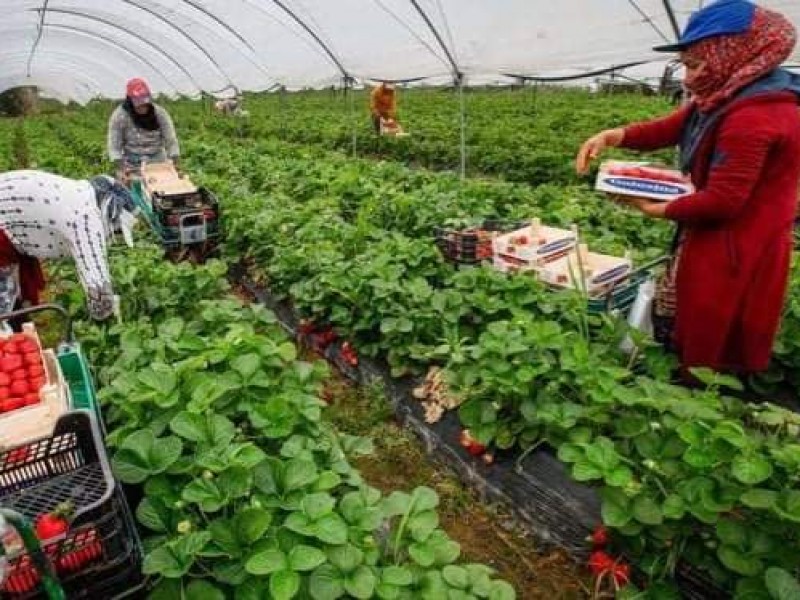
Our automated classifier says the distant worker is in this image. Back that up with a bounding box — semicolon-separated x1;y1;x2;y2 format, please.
370;82;397;135
107;78;181;182
0;170;138;320
215;96;241;115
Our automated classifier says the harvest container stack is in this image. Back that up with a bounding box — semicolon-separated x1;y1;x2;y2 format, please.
435;217;663;315
129;161;221;262
0;309;144;599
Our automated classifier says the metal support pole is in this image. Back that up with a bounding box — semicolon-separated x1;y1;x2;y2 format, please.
279;85;287;139
457;73;466;181
662;0;682;40
343;77;358;157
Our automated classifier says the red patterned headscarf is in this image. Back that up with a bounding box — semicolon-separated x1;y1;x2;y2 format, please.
683;5;797;113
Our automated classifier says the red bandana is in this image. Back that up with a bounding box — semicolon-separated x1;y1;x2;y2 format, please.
684;6;797;113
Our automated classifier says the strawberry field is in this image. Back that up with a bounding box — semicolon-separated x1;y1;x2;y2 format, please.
3;86;800;599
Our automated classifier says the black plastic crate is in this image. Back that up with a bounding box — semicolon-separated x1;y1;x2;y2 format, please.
434;219;526;265
3;490;146;599
0;412;114;522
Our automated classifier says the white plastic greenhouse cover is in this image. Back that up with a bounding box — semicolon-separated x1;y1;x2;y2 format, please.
2;1;799;103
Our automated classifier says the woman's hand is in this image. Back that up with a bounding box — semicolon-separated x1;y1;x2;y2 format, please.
576;128;625;175
622;196;668;218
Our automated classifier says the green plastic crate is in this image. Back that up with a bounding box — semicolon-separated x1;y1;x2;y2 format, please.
57;343;104;433
586;256;669;315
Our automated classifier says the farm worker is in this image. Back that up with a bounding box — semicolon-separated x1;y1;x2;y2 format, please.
370;82;397;134
107;78;181;181
576;0;800;378
0;170;138;321
215;96;244;116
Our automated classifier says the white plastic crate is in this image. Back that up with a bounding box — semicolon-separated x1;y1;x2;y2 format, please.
141;161;197;197
0;323;69;449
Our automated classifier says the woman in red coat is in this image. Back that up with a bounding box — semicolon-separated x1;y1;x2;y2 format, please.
576;0;800;376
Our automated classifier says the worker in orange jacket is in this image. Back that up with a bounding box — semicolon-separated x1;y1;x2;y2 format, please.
370;82;397;134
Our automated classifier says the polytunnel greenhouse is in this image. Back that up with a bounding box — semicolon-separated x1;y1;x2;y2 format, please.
0;1;799;599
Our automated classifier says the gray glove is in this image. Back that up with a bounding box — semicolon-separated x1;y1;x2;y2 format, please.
86;282;115;321
0;266;20;316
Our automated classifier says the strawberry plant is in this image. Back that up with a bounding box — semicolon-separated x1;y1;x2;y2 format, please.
19;88;800;596
44;237;516;598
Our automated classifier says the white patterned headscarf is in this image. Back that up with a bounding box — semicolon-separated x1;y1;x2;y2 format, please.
89;175;139;247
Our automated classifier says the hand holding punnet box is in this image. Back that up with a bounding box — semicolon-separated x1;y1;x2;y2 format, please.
595;160;694;202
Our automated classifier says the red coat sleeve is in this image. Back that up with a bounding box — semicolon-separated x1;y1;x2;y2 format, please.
664;107;774;223
621;106;691;151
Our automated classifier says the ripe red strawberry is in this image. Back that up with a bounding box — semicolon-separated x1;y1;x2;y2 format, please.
23;351;41;366
0;355;23;372
589;525;609;547
588;550;614;576
10;380;28;396
10;333;28;345
298;319;316;335
459;429;487;456
341;342;358;367
19;340;39;354
5;396;25;411
35;503;73;541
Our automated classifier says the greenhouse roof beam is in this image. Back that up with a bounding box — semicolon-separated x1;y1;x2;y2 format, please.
663;0;682;40
504;60;653;83
27;0;50;77
271;0;351;80
30;6;204;91
408;0;461;80
43;23;184;93
627;0;671;43
117;1;235;87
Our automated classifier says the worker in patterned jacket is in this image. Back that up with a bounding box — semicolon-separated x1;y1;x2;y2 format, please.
0;170;138;321
107;78;181;182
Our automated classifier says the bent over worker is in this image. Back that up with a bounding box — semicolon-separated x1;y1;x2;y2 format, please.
0;170;138;320
370;82;397;134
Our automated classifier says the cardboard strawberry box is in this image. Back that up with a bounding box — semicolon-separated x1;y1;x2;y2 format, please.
538;244;632;297
492;219;577;274
596;161;694;202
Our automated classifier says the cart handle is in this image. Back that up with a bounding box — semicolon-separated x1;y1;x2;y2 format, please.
0;509;66;600
603;255;671;312
0;304;74;345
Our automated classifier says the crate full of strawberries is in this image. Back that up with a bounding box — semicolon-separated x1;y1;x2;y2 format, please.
0;323;68;449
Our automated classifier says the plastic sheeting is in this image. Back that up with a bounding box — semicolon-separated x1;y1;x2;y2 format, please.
1;1;799;102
